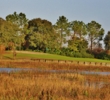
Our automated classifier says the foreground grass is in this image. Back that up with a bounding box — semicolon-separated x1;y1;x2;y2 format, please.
0;71;110;100
3;51;110;63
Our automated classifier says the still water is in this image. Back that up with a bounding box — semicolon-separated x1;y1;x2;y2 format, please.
0;68;110;75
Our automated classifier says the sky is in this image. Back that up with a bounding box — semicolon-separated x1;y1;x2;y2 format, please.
0;0;110;36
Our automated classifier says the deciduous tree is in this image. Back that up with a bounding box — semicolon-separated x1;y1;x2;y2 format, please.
28;18;54;34
0;17;18;46
6;12;28;50
27;18;60;51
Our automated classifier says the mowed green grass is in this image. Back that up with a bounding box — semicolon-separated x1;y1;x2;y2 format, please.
3;51;110;63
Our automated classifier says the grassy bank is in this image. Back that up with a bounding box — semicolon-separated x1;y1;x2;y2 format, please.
3;51;110;63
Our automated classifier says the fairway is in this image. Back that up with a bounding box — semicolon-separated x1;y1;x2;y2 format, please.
3;51;110;63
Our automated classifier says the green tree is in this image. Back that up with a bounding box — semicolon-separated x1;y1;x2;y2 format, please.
104;31;110;50
0;18;18;46
68;20;87;52
28;18;54;34
87;21;104;51
68;37;88;52
6;12;28;28
6;12;28;50
27;18;60;51
54;16;70;47
68;38;79;51
0;17;19;58
70;20;87;40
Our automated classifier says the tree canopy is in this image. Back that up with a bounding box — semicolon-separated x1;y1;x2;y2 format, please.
54;16;70;47
0;17;19;47
6;12;28;28
0;12;109;60
27;18;60;51
86;21;104;51
70;20;87;40
28;18;54;34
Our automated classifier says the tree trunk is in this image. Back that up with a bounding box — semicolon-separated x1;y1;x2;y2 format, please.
90;37;93;52
72;32;76;41
60;29;63;48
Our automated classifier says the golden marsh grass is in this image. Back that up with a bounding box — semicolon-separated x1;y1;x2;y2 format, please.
0;60;110;72
0;71;109;100
0;60;110;99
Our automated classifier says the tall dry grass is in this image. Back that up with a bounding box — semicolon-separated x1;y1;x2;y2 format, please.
0;60;110;72
0;71;109;100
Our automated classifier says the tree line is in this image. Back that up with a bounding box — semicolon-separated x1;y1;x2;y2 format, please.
0;12;110;60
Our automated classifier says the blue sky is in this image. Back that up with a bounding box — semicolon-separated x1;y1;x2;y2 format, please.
0;0;110;35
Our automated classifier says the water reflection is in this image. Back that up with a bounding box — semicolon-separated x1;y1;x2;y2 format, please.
84;80;107;89
79;70;110;75
0;68;110;76
0;68;31;73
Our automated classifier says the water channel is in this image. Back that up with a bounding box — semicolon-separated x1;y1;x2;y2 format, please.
0;67;110;75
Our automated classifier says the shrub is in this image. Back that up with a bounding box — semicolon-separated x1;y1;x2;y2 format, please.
74;52;82;58
95;52;110;60
81;52;94;58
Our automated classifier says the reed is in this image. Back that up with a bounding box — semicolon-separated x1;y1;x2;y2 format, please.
0;71;109;100
0;60;110;72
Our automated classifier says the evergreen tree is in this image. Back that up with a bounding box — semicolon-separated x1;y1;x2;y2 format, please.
54;16;70;47
87;21;104;51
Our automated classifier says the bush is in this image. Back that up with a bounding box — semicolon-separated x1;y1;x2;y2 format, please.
81;52;94;58
95;52;110;60
74;52;82;58
60;48;75;57
46;48;61;55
